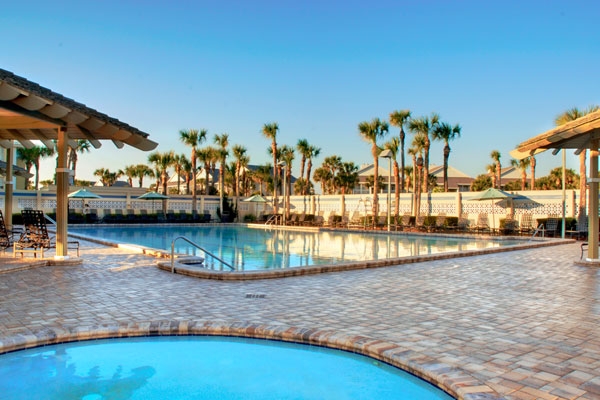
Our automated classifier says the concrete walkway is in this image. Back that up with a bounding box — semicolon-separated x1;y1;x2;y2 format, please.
0;240;598;399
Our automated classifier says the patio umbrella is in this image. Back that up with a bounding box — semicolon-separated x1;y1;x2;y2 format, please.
68;188;102;211
469;188;517;230
137;191;169;211
243;194;271;216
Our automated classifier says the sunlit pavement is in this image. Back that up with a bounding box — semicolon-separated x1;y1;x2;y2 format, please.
1;240;598;399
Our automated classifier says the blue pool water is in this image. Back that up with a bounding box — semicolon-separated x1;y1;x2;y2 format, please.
0;336;453;400
70;225;524;271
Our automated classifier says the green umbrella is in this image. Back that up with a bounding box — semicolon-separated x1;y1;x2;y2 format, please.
68;188;102;210
470;188;517;231
137;191;169;211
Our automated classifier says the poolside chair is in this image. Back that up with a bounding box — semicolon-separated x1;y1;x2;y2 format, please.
301;214;315;226
568;219;587;240
415;215;427;231
456;214;470;232
14;209;79;258
519;213;534;236
434;213;447;232
86;209;99;224
166;210;177;223
500;215;518;235
472;213;490;234
544;218;558;237
0;210;20;250
399;214;413;231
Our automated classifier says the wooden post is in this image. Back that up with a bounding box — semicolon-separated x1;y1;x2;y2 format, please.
588;140;598;260
55;128;69;258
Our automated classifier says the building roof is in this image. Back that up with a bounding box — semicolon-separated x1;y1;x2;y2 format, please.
0;68;157;151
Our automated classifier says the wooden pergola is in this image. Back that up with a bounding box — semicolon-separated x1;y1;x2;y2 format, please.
0;68;158;259
512;109;600;261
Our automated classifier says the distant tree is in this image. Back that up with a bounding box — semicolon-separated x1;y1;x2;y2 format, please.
214;133;230;200
486;163;497;189
67;140;91;184
180;128;207;210
555;105;599;227
510;158;531;191
408;113;440;193
148;150;175;195
490;150;501;188
232;144;247;197
471;174;493;191
133;164;154;188
305;144;321;194
262;122;280;212
383;137;401;219
389;109;411;193
93;168;121;187
359;118;389;222
432;122;461;192
122;165;138;187
17;145;55;190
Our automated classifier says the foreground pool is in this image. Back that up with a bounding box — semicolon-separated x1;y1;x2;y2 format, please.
0;336;453;399
70;225;526;271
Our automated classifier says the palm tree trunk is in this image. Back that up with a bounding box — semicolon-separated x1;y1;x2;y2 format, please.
443;144;450;192
371;145;379;224
530;156;536;190
393;160;400;218
400;129;405;193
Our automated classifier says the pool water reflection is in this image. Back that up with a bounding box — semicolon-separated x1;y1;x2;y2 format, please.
70;225;524;271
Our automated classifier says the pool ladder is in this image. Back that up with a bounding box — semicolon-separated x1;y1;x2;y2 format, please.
170;236;235;273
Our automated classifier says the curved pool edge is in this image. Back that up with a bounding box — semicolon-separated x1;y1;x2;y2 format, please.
0;320;503;400
159;237;572;280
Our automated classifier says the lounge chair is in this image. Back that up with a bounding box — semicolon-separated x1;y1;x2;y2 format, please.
14;209;79;258
472;213;490;234
519;213;534;235
0;210;20;250
544;218;559;237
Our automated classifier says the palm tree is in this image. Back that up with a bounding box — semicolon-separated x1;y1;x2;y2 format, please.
321;155;342;194
409;134;425;216
490;150;502;188
133;164;153;188
254;163;272;196
511;158;531;191
148;150;175;195
262;122;279;212
486;163;497;189
180;128;207;211
358;118;389;222
214;134;229;218
408;113;439;193
432;122;462;192
384;137;400;219
67;140;91;184
305;144;321;195
335;161;359;195
555;105;600;228
389;109;411;193
529;155;536;191
279;145;295;218
232;144;247;198
296;139;310;185
197;147;215;195
171;154;188;194
93;168;121;187
122;165;138;187
179;157;192;194
17;145;55;190
312;167;332;194
238;154;250;196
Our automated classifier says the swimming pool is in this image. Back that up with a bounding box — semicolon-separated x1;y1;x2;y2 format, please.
70;224;526;271
0;336;453;399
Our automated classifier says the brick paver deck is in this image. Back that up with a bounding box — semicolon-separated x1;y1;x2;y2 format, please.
0;240;598;399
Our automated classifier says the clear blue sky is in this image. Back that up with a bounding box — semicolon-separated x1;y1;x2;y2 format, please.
2;0;599;184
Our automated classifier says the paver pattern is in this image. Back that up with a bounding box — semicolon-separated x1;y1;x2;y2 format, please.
0;240;599;399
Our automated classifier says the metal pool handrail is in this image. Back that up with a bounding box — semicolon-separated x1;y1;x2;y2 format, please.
171;236;235;273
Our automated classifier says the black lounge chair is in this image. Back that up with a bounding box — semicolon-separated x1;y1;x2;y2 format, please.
14;209;79;258
0;210;20;250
